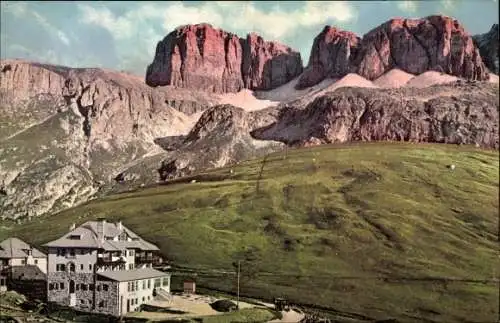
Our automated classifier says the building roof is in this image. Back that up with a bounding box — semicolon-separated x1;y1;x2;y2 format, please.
43;220;159;251
0;237;46;259
97;268;169;282
9;265;47;281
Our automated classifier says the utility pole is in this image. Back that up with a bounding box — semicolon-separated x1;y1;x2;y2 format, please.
237;260;241;309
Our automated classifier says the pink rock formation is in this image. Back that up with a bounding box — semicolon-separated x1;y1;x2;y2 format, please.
145;24;303;93
355;15;489;81
300;15;489;87
297;26;360;89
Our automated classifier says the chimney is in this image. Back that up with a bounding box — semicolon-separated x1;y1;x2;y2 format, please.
117;221;123;231
69;223;76;231
97;218;106;242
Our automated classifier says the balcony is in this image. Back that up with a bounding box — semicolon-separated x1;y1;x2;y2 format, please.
135;254;162;265
96;253;125;265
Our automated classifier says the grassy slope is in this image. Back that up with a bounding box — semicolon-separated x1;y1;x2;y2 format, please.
1;143;498;322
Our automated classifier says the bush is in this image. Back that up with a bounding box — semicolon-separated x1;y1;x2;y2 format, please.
210;299;238;312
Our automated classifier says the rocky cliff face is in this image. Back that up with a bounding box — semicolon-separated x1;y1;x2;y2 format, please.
0;59;219;219
356;16;488;80
252;82;499;149
300;15;490;87
297;27;360;89
145;24;303;93
473;24;499;74
156;104;283;181
1;16;499;220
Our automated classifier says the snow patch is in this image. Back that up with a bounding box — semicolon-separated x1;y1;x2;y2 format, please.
405;71;459;88
373;69;415;88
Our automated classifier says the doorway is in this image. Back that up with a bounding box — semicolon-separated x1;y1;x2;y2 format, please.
69;280;75;294
126;299;130;312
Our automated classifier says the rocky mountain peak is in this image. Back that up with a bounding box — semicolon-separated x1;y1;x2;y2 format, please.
145;24;303;93
297;26;360;89
299;15;490;88
473;23;499;74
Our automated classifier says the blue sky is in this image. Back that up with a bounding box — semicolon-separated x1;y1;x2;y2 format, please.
1;1;498;76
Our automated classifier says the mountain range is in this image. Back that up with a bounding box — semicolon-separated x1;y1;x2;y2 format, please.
0;15;498;220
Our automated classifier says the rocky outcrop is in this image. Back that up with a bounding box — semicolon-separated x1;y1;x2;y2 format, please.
158;105;283;181
145;24;302;93
252;82;499;149
473;24;499;74
241;33;303;90
356;16;488;80
297;27;360;89
300;15;490;87
0;59;219;219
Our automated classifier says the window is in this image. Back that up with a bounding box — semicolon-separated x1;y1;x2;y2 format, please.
142;297;145;302
128;263;134;270
59;282;64;289
81;284;88;291
76;284;80;291
57;249;61;256
130;250;135;256
135;298;138;305
34;259;38;265
162;277;169;287
142;280;146;290
69;235;81;240
21;259;26;265
134;281;138;291
99;300;106;308
88;299;92;305
80;249;85;255
147;279;151;289
56;264;66;272
69;263;75;272
96;285;101;292
147;296;150;301
103;284;109;291
69;249;75;257
89;284;94;291
61;249;66;256
49;283;54;291
89;264;92;271
127;282;132;292
154;278;161;288
80;299;85;304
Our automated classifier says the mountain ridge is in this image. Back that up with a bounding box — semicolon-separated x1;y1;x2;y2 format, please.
0;15;498;220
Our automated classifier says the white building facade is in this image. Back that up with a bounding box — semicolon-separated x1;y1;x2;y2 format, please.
0;237;47;274
44;219;170;316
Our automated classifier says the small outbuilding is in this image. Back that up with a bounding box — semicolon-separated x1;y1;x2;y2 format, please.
183;279;196;294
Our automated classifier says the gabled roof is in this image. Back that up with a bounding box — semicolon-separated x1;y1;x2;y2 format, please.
97;268;169;282
0;238;46;259
43;221;159;251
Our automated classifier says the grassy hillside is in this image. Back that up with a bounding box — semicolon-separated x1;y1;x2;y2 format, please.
1;143;498;322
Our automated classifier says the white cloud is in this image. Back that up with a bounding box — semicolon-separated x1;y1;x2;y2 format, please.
397;1;418;13
78;4;135;39
57;31;70;45
77;1;357;41
1;1;28;17
2;4;71;46
32;12;71;46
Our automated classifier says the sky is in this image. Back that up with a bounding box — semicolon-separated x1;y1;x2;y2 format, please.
1;1;498;76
